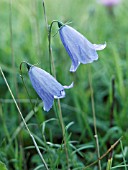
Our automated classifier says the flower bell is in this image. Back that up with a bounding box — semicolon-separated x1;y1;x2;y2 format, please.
58;22;106;72
27;63;73;112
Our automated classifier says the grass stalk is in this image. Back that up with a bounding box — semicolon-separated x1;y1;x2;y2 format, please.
0;66;49;170
106;152;113;170
9;0;18;96
84;137;122;169
9;0;14;71
110;76;115;128
42;2;70;168
120;139;127;170
32;0;41;63
106;158;113;170
88;67;101;170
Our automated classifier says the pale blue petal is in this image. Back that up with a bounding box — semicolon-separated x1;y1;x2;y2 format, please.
59;25;106;72
59;26;80;72
54;90;65;99
70;58;80;72
28;66;72;112
93;42;106;51
28;68;54;111
63;82;74;89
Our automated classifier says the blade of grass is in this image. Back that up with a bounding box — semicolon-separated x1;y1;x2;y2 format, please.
106;158;113;170
88;66;101;170
120;139;127;170
106;152;113;170
111;165;128;169
112;45;125;98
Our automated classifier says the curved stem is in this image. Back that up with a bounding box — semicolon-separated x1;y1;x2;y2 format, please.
20;62;35;112
48;20;60;75
42;2;70;168
42;0;59;74
49;21;70;169
42;6;70;167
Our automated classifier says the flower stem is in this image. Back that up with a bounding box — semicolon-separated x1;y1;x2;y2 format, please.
45;20;59;76
42;0;58;74
0;67;49;170
57;100;70;167
49;21;70;169
42;2;70;168
88;67;101;170
48;20;57;76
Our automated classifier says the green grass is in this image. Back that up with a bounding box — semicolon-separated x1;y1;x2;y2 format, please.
0;0;128;169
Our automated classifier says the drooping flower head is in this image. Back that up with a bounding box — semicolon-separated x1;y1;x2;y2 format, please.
26;63;73;112
97;0;121;6
58;22;106;72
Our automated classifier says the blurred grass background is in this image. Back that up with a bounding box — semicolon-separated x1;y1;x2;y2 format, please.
0;0;128;169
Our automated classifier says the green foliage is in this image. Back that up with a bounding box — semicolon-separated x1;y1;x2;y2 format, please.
0;161;8;170
0;0;128;169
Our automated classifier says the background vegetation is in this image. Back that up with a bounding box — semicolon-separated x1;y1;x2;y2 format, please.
0;0;128;169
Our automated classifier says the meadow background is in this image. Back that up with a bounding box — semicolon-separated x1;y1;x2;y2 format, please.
0;0;128;169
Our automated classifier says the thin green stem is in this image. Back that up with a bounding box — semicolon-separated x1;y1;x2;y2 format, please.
120;140;127;170
50;22;70;168
0;66;49;170
88;67;101;170
9;0;17;95
111;165;128;169
57;100;70;166
106;158;113;170
42;0;59;74
9;0;22;156
42;0;51;73
106;152;113;170
48;21;70;168
9;0;14;71
32;0;41;63
0;103;11;144
19;62;37;113
42;0;49;32
48;20;59;75
42;2;70;167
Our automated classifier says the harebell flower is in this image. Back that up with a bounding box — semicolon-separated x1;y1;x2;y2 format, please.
58;22;106;72
27;63;73;112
